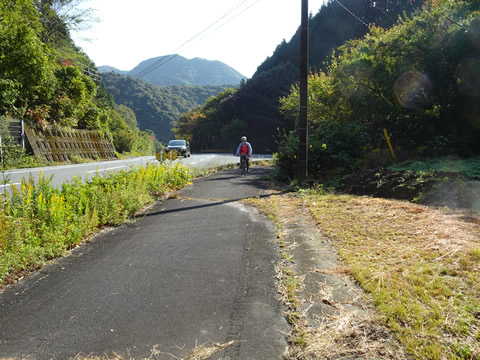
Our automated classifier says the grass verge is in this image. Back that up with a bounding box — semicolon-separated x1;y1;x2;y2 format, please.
300;188;480;359
0;162;192;287
246;192;407;359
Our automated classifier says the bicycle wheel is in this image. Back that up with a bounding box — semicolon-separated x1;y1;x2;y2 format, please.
240;158;247;177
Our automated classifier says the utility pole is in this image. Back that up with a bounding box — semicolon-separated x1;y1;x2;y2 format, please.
298;0;309;182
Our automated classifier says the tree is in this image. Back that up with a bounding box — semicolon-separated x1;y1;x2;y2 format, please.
0;0;57;115
50;65;97;127
278;0;480;179
116;104;138;130
172;108;205;145
37;0;97;46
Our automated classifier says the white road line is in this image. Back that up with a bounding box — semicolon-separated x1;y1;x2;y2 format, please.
0;183;21;189
5;162;114;174
199;155;216;163
3;158;155;175
86;166;126;175
3;169;39;175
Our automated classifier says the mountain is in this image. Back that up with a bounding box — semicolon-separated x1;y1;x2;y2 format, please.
101;72;230;143
98;65;128;74
99;55;245;87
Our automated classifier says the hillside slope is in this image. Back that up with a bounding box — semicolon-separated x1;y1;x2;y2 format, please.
101;72;230;143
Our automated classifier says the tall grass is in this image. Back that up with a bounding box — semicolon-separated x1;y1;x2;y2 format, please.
0;162;192;284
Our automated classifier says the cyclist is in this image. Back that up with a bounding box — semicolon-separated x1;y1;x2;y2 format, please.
235;136;252;173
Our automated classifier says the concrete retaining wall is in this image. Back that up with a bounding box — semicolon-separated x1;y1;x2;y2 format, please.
24;125;116;162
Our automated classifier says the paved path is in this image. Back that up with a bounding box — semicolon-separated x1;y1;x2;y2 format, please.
0;167;288;359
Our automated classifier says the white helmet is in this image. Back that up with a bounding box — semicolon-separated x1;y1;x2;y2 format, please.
241;136;247;141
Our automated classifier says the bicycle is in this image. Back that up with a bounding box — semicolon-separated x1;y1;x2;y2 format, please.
239;154;249;178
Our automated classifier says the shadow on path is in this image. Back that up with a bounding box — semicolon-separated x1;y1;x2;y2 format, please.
141;190;291;218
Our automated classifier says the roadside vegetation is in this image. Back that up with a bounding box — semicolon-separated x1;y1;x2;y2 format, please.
0;163;192;287
0;0;156;168
0;137;48;170
276;0;480;182
301;187;479;359
245;173;480;359
266;3;480;355
339;156;480;211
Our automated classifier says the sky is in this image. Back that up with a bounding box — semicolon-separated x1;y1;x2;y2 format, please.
71;0;326;78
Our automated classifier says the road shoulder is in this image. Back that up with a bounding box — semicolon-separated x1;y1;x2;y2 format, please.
256;192;408;359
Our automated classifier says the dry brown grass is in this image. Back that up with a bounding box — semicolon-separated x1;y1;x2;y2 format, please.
69;340;236;360
269;194;406;360
295;314;404;360
302;192;480;359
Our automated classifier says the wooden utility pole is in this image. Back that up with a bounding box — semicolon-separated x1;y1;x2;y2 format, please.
298;0;309;181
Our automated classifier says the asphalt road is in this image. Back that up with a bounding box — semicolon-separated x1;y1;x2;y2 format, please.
0;154;272;193
0;166;288;359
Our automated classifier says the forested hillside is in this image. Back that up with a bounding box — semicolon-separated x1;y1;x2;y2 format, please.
175;0;424;153
0;0;154;163
101;72;230;143
276;0;480;178
100;55;245;87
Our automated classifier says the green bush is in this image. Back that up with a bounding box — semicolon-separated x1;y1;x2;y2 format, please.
309;120;372;176
0;137;27;168
275;120;372;179
274;131;298;180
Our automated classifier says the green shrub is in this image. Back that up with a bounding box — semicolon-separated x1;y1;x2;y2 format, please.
275;121;372;180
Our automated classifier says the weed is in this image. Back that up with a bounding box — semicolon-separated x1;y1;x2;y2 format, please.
69;154;88;163
0;163;192;286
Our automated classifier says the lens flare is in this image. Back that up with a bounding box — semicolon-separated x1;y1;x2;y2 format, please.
393;70;432;109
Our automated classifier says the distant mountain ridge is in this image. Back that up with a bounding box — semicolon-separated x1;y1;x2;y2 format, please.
98;55;245;86
101;72;230;143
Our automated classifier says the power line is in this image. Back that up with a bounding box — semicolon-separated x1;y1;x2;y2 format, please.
131;55;174;79
185;0;261;52
370;0;389;18
133;0;250;78
132;0;261;79
132;54;179;79
49;47;103;82
132;0;262;79
334;0;369;28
